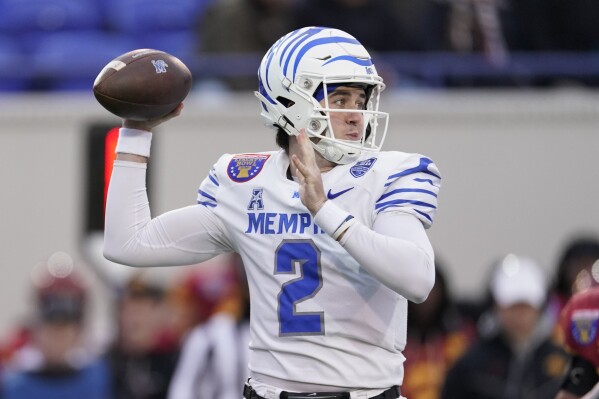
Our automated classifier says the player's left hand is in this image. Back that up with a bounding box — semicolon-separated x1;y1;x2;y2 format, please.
291;129;327;215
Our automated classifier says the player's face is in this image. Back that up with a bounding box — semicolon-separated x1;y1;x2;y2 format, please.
322;86;366;142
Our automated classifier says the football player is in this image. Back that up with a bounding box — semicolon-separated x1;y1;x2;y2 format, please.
104;27;441;399
555;285;599;399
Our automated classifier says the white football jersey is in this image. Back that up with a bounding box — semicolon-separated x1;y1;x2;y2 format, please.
195;150;440;390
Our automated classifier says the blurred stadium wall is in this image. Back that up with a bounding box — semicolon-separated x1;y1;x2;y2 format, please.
0;89;598;338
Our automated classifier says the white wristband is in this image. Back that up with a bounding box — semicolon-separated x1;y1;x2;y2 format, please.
313;201;354;240
116;128;153;157
332;216;356;241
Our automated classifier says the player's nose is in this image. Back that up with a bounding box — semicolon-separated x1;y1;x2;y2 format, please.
345;110;363;125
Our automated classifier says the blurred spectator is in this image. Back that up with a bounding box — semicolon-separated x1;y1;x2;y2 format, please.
167;254;250;399
164;256;240;341
384;0;449;52
496;0;553;52
428;0;508;62
105;273;179;399
291;0;405;52
1;269;111;399
552;242;599;399
499;0;599;52
403;263;478;399
554;285;599;399
197;0;295;90
548;237;599;336
551;237;599;307
498;0;599;86
441;254;569;399
439;0;599;55
287;1;408;87
548;0;599;51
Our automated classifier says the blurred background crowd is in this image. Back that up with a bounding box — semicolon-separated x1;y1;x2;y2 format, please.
0;253;251;399
0;0;598;92
1;236;598;398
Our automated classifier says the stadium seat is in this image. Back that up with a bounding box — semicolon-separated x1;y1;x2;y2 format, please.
30;31;136;91
0;0;103;34
0;35;29;91
105;0;212;35
135;31;198;67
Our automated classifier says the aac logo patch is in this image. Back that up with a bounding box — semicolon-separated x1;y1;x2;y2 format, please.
350;157;377;178
247;188;264;210
228;154;270;183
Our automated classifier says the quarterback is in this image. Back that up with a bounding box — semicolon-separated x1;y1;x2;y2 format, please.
104;27;441;399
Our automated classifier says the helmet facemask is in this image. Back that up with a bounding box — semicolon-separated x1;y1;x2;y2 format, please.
305;77;388;164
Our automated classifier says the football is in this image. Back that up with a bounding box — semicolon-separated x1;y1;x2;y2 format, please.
93;49;192;121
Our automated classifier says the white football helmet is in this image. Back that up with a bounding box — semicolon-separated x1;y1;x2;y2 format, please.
255;26;389;165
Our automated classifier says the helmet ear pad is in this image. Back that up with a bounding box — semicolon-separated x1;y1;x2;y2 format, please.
275;81;329;137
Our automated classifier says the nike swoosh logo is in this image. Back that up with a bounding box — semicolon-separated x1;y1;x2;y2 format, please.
327;187;354;199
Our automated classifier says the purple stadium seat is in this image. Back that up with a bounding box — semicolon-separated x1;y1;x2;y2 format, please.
30;31;136;91
0;0;103;33
0;35;29;91
105;0;212;34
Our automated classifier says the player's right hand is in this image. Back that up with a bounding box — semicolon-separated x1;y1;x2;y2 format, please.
291;129;327;215
122;103;184;132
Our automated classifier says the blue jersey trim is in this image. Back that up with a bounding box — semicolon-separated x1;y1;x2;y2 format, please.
415;209;433;223
375;199;436;211
413;178;438;187
208;173;219;187
385;158;441;187
377;188;437;202
198;189;217;202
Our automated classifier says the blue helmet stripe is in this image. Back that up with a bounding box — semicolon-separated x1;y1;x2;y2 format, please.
322;55;373;67
282;28;324;78
264;51;275;91
258;76;276;104
264;34;287;91
279;29;310;66
292;37;361;79
279;27;326;74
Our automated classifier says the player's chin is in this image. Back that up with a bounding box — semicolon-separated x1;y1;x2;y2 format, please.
344;133;362;141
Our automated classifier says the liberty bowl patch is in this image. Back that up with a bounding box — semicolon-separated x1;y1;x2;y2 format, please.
227;154;270;183
350;157;377;178
570;310;599;345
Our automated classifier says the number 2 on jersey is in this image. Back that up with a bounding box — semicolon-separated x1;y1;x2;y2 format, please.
275;240;324;336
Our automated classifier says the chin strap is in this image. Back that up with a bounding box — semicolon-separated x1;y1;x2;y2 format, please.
313;139;360;165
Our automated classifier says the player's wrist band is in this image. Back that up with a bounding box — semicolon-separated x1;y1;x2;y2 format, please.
116;128;152;157
332;215;356;241
314;201;355;241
